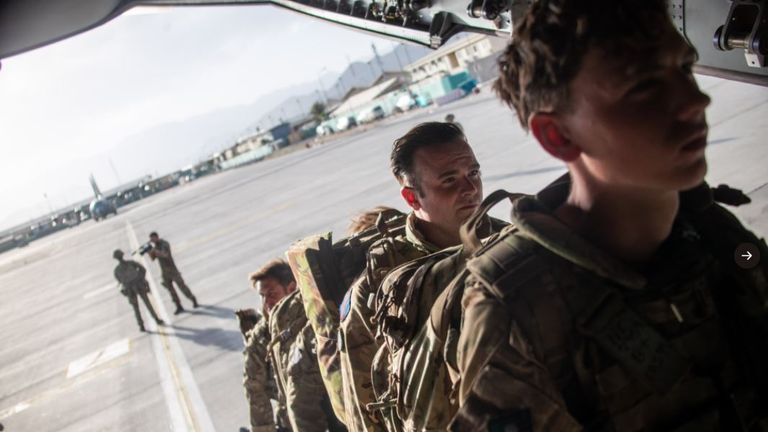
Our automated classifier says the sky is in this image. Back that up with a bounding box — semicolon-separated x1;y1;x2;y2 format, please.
0;5;402;231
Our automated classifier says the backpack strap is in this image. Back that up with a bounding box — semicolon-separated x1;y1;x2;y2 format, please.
460;189;523;256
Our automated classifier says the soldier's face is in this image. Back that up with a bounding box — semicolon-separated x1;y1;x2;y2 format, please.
555;21;710;192
257;277;291;312
406;139;482;234
149;234;159;244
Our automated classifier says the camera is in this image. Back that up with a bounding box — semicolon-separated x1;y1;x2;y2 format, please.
137;242;153;256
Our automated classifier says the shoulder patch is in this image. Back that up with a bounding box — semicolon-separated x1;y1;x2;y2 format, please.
339;287;353;321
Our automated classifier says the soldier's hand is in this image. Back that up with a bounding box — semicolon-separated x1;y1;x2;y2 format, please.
235;308;259;335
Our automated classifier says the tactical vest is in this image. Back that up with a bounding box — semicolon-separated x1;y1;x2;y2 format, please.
370;190;517;432
451;186;768;432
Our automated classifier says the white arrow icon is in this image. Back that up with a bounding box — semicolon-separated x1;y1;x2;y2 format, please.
742;251;753;261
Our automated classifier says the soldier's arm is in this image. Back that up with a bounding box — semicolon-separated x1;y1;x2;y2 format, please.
451;277;580;432
235;308;260;341
339;275;382;428
284;323;334;432
151;241;171;259
243;326;278;431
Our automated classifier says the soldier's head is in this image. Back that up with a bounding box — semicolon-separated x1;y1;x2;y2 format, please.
495;0;710;192
347;206;397;235
249;259;296;314
113;249;124;261
444;114;455;123
391;122;482;242
149;232;159;243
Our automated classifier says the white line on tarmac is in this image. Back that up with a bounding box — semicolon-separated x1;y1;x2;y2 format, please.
0;401;30;420
126;221;216;432
83;283;118;299
67;339;130;379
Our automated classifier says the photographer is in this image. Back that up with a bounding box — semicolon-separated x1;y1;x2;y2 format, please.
113;249;164;332
147;231;198;314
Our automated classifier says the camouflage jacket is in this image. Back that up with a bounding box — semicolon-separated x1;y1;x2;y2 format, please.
270;291;342;432
243;316;286;432
370;205;509;432
113;259;149;294
338;213;440;431
151;239;178;273
451;184;768;432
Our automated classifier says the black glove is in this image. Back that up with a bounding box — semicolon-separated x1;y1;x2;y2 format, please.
235;308;260;336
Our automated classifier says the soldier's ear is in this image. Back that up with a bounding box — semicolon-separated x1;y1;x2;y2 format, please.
286;281;297;294
529;113;581;162
401;186;421;211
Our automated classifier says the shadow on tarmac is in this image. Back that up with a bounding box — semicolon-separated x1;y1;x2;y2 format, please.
187;304;234;320
169;325;242;352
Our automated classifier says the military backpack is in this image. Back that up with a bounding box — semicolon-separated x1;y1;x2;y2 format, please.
369;190;521;432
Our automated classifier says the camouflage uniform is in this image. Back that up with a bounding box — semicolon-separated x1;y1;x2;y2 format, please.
243;315;289;432
113;259;161;329
269;291;345;432
151;239;197;308
370;206;509;432
339;213;440;431
451;183;768;431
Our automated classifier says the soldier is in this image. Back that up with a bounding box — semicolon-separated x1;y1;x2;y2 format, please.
450;1;768;431
267;261;346;432
339;122;505;431
240;259;296;432
112;249;164;332
147;231;198;314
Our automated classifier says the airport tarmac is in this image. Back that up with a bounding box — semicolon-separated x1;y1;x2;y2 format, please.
0;75;766;431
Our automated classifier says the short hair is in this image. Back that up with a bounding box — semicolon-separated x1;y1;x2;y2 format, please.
249;259;295;288
149;231;159;238
494;0;669;129
390;122;466;191
347;206;397;235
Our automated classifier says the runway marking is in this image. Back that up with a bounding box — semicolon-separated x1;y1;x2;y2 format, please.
83;283;118;299
0;401;30;419
66;338;130;379
127;221;215;432
0;347;132;421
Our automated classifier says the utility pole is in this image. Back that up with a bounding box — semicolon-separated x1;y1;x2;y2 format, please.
317;67;329;103
392;42;405;71
43;193;54;216
295;98;303;115
371;43;385;76
403;42;414;64
366;60;377;82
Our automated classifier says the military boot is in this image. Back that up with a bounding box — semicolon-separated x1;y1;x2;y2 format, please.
192;296;199;308
174;305;185;315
